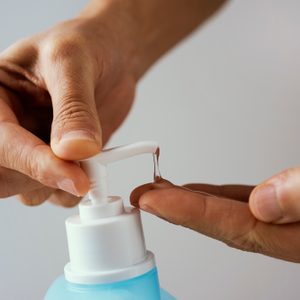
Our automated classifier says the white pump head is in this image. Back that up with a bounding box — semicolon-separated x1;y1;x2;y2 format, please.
81;140;159;204
64;141;159;284
78;141;159;221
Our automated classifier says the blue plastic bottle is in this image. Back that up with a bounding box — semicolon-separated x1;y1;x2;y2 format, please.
44;142;175;300
45;268;175;300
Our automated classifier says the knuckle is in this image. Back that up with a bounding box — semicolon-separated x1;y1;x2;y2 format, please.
0;37;38;68
0;124;26;172
23;150;40;181
43;33;87;63
224;218;265;254
225;231;264;254
23;145;52;185
53;97;97;131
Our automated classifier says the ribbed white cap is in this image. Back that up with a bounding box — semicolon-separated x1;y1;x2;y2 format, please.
64;199;155;284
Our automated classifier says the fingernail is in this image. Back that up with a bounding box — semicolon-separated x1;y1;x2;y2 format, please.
60;130;97;143
57;179;80;196
252;184;282;222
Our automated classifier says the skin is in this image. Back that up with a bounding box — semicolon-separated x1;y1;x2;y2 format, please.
0;0;225;206
1;0;300;262
0;2;138;206
131;179;300;263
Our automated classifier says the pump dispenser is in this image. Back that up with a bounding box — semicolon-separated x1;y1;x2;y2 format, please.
45;141;175;300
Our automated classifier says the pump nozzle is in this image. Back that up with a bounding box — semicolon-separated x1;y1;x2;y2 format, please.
79;141;159;220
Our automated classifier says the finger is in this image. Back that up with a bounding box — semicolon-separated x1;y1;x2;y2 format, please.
0;87;20;124
130;179;174;207
249;167;300;224
0;37;37;69
48;189;82;208
131;180;258;247
0;89;51;198
41;43;102;160
0;88;89;198
131;180;255;205
0;166;45;197
131;180;300;262
0;121;89;196
183;183;255;202
18;186;54;206
19;187;82;208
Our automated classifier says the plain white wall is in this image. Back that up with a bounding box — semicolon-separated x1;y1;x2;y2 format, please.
1;0;300;299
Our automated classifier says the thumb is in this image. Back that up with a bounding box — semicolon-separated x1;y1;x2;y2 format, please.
249;167;300;224
46;58;102;160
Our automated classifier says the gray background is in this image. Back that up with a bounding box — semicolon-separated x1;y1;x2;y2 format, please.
1;0;300;299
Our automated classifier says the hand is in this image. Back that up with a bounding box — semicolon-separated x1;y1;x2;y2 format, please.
0;3;138;206
0;0;226;207
131;169;300;263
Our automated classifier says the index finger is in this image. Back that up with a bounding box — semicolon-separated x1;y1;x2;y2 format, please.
0;88;90;196
132;182;300;262
182;183;255;202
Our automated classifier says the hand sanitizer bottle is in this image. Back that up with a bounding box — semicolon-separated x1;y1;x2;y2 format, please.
45;141;176;300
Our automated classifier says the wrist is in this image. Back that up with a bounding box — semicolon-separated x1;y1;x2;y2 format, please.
78;0;145;81
78;0;227;81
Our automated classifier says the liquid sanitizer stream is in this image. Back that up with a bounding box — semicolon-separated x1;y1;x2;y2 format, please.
45;141;176;300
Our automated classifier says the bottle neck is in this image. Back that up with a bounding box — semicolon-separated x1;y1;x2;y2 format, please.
79;196;124;220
